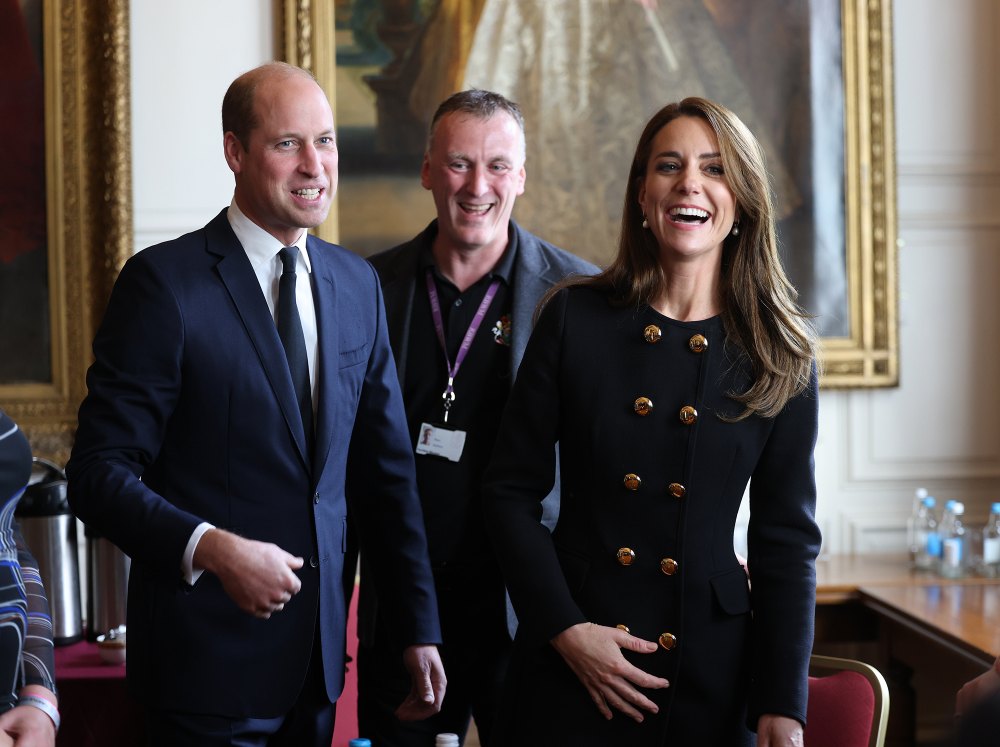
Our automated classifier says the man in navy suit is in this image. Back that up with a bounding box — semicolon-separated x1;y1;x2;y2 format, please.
354;89;597;745
67;62;444;746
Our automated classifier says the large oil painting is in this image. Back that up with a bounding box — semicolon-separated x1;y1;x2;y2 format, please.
283;0;897;387
0;0;132;462
0;0;48;384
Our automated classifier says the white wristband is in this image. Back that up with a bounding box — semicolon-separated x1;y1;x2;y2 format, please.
17;695;60;732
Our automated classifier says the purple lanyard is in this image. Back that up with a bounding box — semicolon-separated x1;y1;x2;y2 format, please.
425;268;500;422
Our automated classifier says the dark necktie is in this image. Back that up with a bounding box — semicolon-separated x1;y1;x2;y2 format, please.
277;246;313;449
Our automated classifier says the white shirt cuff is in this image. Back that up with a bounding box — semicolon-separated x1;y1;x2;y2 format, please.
182;522;215;586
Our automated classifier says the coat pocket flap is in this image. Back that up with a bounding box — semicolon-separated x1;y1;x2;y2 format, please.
710;567;752;615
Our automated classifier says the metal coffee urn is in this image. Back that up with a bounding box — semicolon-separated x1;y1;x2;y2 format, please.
86;523;130;641
16;458;84;645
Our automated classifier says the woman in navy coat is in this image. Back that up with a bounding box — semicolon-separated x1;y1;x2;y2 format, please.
483;97;822;746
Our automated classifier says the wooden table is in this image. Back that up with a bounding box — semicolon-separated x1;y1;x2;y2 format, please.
816;553;996;599
859;584;1000;669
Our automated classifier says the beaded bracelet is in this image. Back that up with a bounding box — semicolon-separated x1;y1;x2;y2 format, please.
17;695;60;732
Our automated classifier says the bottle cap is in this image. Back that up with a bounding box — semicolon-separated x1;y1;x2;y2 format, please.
923;496;936;508
992;502;1000;513
915;487;928;499
435;735;460;747
945;499;956;510
349;740;372;747
953;502;965;514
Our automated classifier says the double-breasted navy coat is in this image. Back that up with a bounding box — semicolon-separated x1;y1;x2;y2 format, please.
484;285;821;745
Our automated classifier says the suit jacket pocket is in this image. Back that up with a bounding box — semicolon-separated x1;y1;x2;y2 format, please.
710;567;752;616
338;341;371;369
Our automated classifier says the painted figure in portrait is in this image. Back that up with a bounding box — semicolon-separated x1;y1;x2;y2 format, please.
338;0;848;336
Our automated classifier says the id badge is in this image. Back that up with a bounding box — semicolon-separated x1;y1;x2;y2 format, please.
415;422;467;462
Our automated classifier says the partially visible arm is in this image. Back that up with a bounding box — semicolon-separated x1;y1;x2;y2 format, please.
66;253;204;580
746;366;822;725
483;290;584;642
956;655;1000;716
12;523;55;696
1;526;58;745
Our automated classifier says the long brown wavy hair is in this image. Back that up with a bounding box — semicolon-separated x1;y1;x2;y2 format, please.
554;97;817;419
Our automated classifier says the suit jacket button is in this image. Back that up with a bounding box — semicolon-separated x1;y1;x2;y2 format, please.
643;324;662;344
617;547;636;566
313;491;320;504
688;334;708;353
309;556;319;568
633;397;653;416
623;473;641;491
679;405;698;425
660;557;679;575
659;632;678;650
667;482;686;499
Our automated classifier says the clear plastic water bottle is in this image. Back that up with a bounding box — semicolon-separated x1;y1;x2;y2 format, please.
908;487;929;565
939;500;967;578
981;503;1000;577
913;495;939;571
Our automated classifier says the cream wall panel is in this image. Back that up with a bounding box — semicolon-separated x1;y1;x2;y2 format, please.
895;0;1000;173
851;228;1000;476
131;0;275;251
898;175;1000;229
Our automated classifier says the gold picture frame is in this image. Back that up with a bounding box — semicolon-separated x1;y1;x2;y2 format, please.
281;0;897;388
0;0;133;463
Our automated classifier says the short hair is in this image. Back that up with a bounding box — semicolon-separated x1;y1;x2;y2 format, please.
426;89;526;155
222;62;317;149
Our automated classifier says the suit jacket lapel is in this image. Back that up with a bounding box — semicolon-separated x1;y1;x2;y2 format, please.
510;223;555;374
309;236;340;476
208;212;312;467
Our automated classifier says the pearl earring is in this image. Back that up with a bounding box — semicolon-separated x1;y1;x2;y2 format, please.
731;222;740;236
642;215;649;229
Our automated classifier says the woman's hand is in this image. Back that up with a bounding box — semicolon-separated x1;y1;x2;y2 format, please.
756;714;804;746
551;622;669;722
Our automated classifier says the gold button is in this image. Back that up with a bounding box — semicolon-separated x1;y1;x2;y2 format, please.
660;557;679;575
679;405;698;425
616;624;631;634
688;334;708;353
659;632;678;650
667;482;686;499
643;324;662;344
617;547;636;566
633;397;653;416
623;473;641;491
